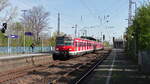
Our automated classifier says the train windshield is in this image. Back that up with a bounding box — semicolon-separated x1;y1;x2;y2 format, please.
56;37;72;46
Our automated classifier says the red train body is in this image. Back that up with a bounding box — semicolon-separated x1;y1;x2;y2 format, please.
53;35;104;60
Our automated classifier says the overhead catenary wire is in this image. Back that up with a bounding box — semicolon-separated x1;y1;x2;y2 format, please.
78;0;128;27
79;0;98;19
38;0;129;39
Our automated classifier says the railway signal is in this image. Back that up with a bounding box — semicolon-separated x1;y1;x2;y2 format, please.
1;23;7;33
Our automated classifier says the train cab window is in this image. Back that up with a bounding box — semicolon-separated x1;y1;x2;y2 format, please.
56;37;73;46
56;38;64;45
64;41;72;45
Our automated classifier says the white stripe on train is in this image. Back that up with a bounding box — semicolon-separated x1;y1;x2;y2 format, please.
69;48;103;55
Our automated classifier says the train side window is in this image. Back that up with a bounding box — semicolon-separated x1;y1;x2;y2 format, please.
81;42;83;47
81;42;82;47
88;43;90;46
76;42;78;47
79;42;81;47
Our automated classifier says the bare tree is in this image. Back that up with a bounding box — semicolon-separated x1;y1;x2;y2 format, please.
0;0;18;31
0;0;8;12
0;0;18;24
0;6;18;23
21;6;49;43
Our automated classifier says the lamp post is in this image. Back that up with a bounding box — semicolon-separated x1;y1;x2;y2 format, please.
48;27;53;50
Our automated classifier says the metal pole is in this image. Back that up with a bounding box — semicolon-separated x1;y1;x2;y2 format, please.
101;32;102;41
42;38;43;52
128;0;132;27
57;13;60;35
7;26;11;55
84;30;87;36
75;24;77;37
7;35;10;54
21;10;27;53
72;24;78;37
23;24;25;53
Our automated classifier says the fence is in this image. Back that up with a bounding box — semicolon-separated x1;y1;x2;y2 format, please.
139;50;150;73
0;46;52;54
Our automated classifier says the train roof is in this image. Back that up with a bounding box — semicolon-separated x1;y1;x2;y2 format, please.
56;35;99;42
80;36;96;41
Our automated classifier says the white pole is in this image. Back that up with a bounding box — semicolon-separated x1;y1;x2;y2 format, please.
42;38;43;52
7;35;10;54
7;26;11;55
23;26;25;53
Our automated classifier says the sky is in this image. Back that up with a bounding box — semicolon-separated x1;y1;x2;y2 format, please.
8;0;145;43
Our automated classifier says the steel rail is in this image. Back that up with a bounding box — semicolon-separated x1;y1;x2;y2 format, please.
74;54;108;84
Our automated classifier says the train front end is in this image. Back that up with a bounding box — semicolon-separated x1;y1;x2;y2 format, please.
53;36;75;60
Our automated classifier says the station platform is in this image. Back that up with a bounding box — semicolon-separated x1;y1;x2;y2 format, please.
81;49;150;84
0;52;52;60
0;52;52;72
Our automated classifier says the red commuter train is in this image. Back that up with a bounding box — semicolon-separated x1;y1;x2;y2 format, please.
52;35;104;60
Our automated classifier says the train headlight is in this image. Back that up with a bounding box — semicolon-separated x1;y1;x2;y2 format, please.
69;48;72;51
56;48;59;51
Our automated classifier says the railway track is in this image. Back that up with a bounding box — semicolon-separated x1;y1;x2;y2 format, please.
74;52;108;84
49;51;110;84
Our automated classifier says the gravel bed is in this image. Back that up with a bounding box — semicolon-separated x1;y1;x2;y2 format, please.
3;49;111;84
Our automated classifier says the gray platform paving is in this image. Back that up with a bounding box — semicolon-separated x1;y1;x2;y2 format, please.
81;49;150;84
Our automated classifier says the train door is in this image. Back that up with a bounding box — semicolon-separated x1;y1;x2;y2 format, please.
85;40;87;51
83;40;85;51
75;39;80;53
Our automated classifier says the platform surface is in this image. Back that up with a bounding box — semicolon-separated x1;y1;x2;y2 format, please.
81;49;150;84
0;53;51;60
